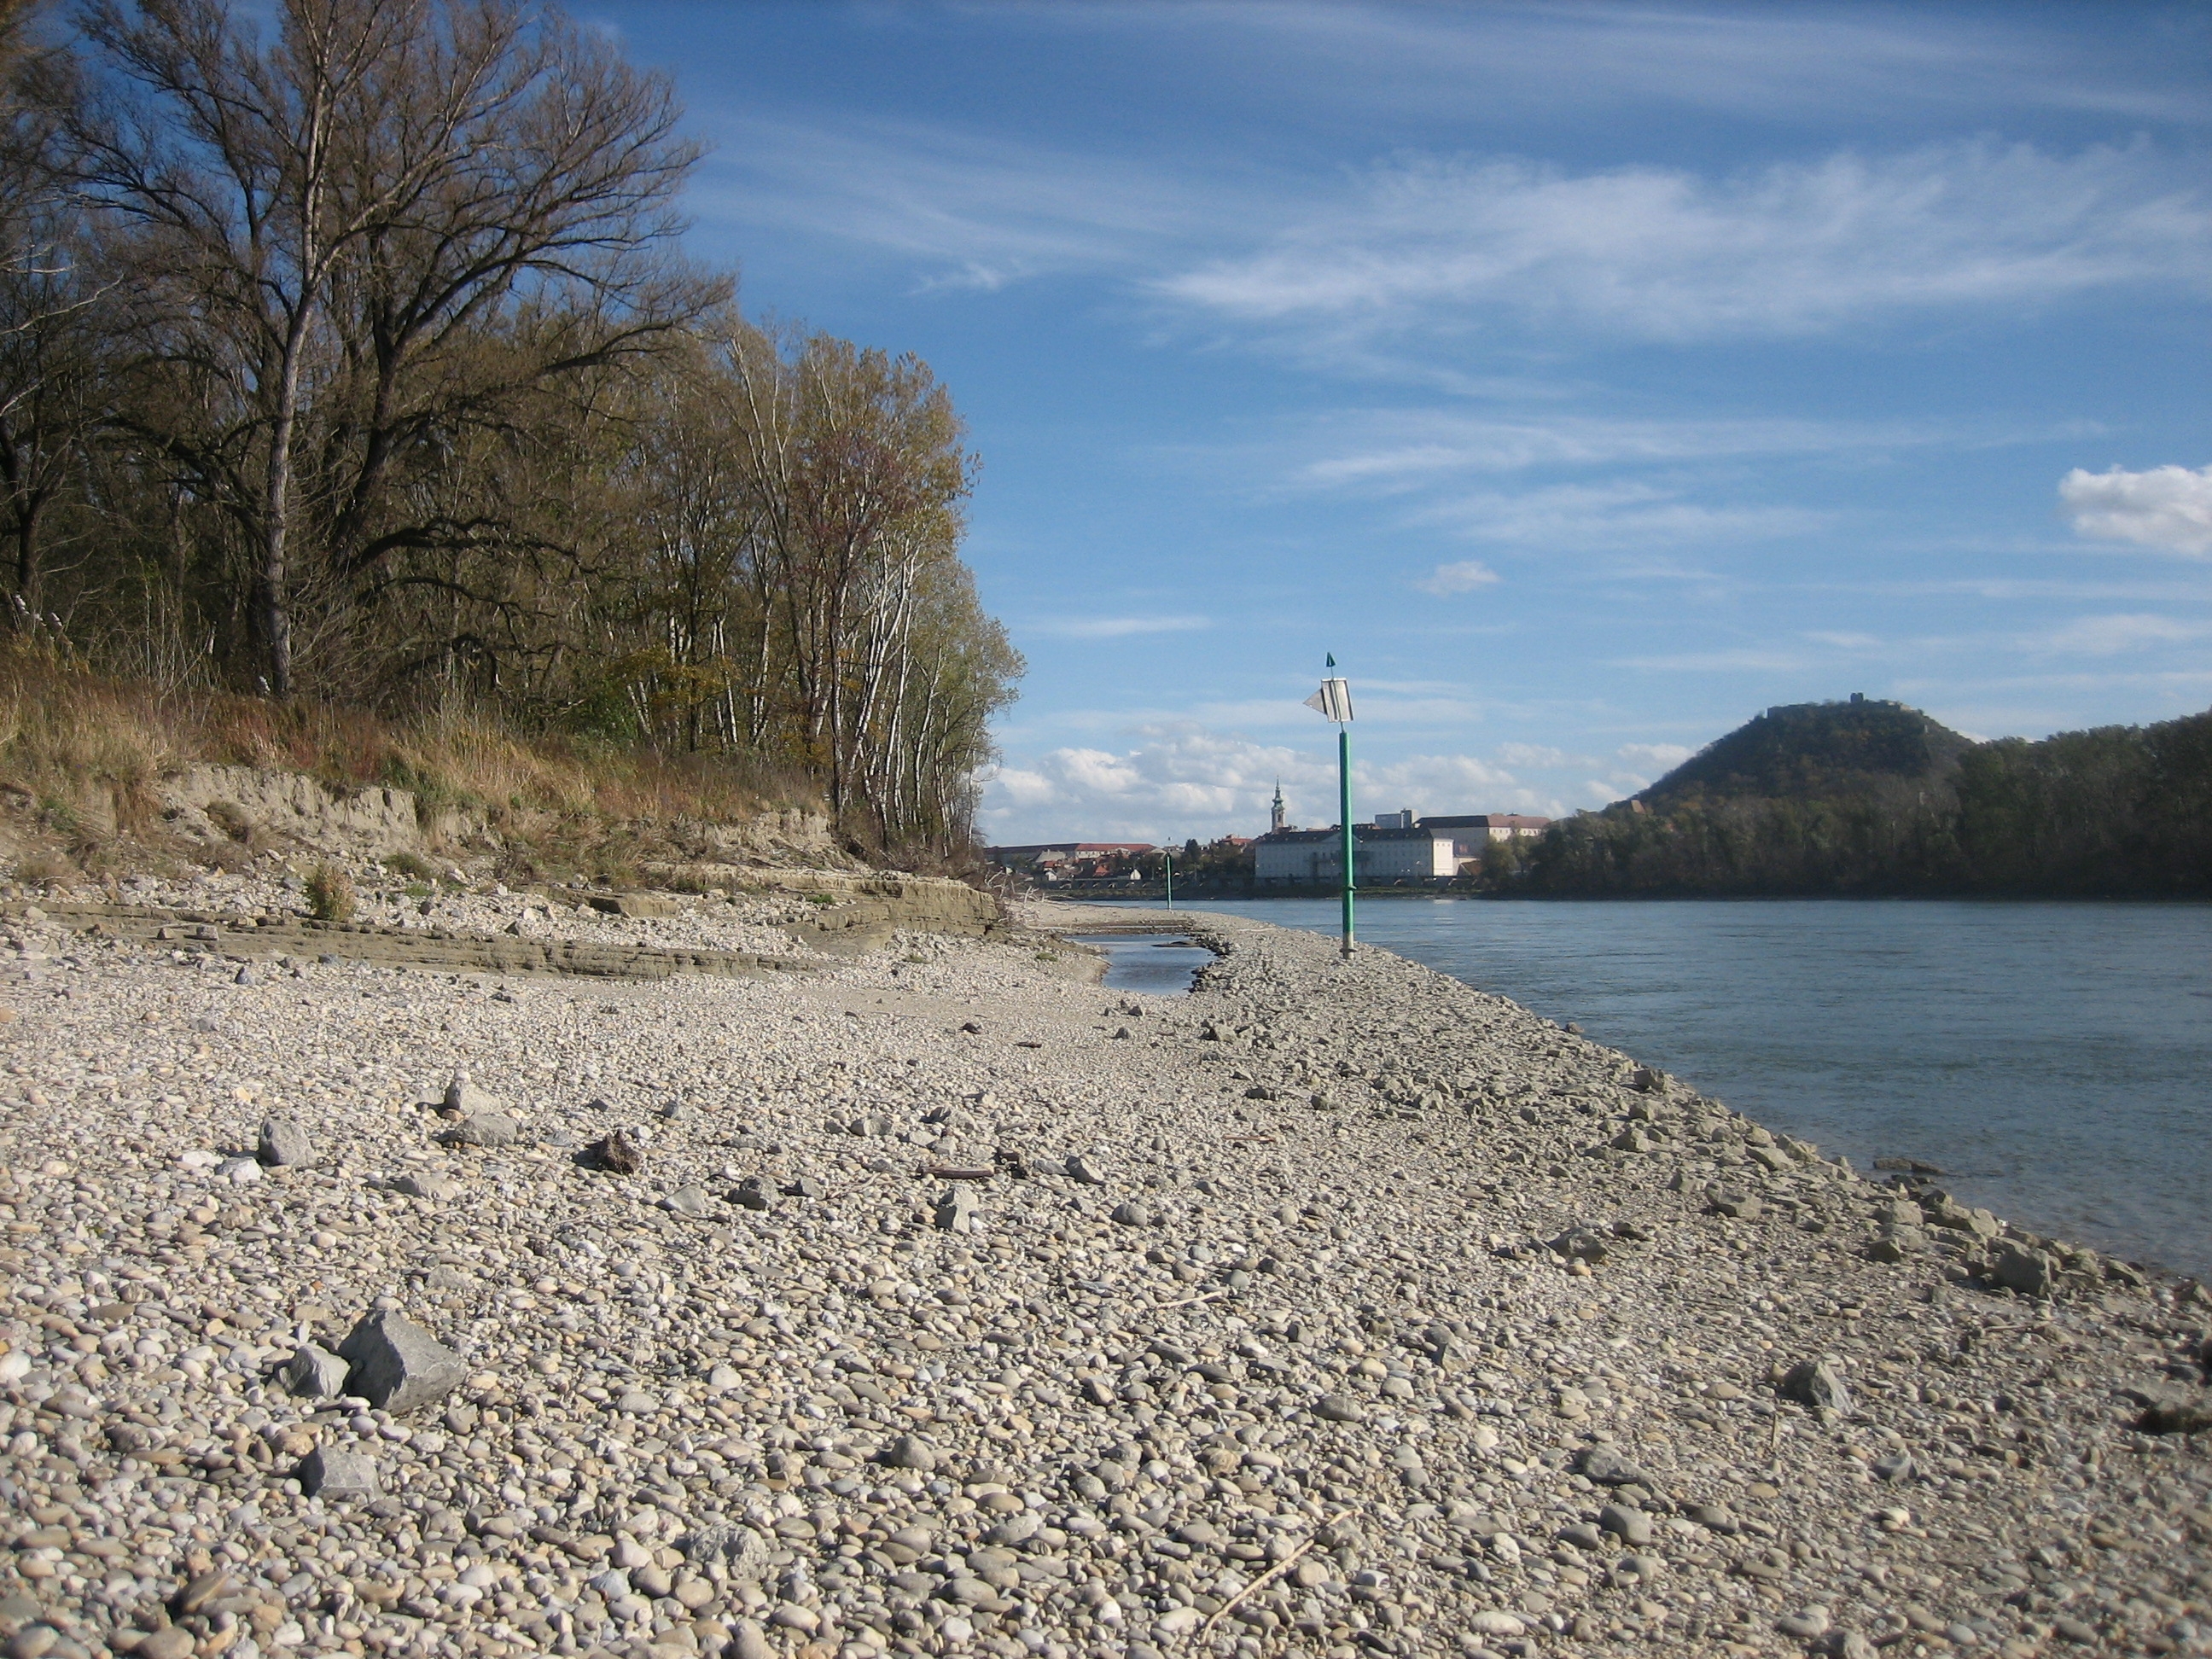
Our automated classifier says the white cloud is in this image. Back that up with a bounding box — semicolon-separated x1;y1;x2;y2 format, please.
1028;614;1211;639
1617;742;1695;770
689;114;1226;290
978;723;1577;842
1414;480;1821;548
2035;613;2212;655
1413;559;1501;596
980;725;1329;843
1358;752;1527;806
1289;410;1932;492
1496;742;1569;768
1617;645;1819;672
1153;140;2208;344
1054;4;2207;130
1806;631;1883;649
2058;463;2212;556
1185;690;1487;731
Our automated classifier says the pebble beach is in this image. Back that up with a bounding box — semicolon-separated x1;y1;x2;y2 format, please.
1;884;2207;1659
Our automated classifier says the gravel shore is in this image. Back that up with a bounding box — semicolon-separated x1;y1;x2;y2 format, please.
1;887;2206;1659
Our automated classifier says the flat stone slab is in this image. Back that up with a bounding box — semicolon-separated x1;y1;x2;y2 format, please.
14;901;822;982
298;1445;378;1499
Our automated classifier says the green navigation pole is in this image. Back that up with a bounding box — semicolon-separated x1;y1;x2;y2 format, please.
1337;724;1355;956
1303;657;1357;958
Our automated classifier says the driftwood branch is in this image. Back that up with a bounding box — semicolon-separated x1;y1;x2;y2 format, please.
1202;1508;1353;1637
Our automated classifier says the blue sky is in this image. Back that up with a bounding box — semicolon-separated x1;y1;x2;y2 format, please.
594;2;2211;845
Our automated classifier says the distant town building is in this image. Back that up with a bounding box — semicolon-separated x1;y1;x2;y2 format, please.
1270;779;1289;835
986;842;1155;885
1254;824;1449;883
1251;812;1551;886
1417;814;1552;844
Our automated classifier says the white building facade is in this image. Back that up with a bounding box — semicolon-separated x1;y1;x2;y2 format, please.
1252;813;1553;886
1253;825;1458;884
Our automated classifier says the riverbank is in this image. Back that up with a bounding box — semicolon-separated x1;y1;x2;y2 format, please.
0;893;2204;1659
1094;895;2212;1284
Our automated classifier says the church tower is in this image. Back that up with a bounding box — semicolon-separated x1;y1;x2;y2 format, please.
1270;778;1287;834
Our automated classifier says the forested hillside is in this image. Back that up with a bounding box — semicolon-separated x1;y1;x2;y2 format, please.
1499;699;2212;898
0;0;1018;854
1639;697;1971;810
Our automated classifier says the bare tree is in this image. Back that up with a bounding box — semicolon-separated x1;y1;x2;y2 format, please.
2;0;1022;853
70;0;707;697
0;7;125;626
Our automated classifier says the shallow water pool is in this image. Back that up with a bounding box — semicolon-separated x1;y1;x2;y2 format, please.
1063;932;1212;997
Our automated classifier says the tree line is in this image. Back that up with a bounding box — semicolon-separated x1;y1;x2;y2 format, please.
0;0;1019;853
1484;706;2212;899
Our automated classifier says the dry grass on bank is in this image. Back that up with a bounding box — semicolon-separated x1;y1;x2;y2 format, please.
0;641;829;880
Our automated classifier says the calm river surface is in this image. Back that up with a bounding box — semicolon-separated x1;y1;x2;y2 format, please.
1096;896;2212;1280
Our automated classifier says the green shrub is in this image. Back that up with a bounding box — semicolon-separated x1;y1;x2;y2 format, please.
385;850;438;883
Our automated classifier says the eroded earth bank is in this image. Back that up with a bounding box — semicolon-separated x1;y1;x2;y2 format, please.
0;889;2207;1659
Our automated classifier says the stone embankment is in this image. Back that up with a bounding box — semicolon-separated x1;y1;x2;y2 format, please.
148;768;852;875
0;865;1005;987
0;894;2204;1659
2;903;818;986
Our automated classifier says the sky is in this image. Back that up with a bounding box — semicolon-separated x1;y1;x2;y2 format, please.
592;1;2212;846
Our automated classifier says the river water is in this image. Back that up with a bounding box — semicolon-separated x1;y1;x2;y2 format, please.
1063;934;1217;997
1093;896;2212;1280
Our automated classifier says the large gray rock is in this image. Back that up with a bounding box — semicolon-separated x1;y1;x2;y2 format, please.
1782;1358;1854;1415
337;1309;466;1413
1776;1608;1830;1640
880;1434;937;1471
1994;1244;2053;1297
1708;1186;1762;1220
441;1112;519;1149
591;1129;645;1173
665;1184;713;1217
137;1627;199;1659
1598;1503;1653;1546
298;1445;378;1499
588;892;677;918
1579;1445;1654;1487
986;1512;1042;1547
258;1116;314;1167
1548;1225;1610;1264
934;1187;978;1233
683;1522;774;1585
2128;1382;2212;1435
282;1342;351;1400
443;1073;501;1114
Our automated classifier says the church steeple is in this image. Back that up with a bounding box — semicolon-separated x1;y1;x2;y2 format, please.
1270;777;1287;834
